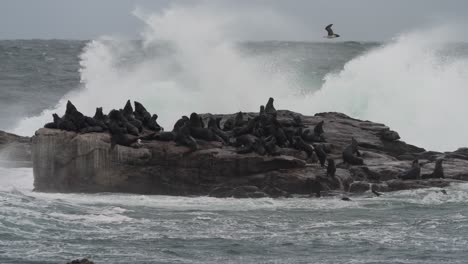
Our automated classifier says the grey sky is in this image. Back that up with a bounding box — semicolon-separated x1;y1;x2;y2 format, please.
0;0;467;41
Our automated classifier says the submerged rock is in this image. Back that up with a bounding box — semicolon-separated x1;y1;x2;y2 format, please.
66;259;94;264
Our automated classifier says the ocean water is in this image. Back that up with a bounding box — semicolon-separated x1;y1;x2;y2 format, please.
2;167;468;264
2;7;468;264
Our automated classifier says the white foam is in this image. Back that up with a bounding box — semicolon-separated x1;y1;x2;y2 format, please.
49;212;132;224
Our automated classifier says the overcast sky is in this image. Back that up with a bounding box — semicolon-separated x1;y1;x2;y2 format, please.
1;0;467;41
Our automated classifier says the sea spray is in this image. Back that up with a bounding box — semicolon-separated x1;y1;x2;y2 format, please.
12;5;302;136
11;5;468;151
306;26;468;151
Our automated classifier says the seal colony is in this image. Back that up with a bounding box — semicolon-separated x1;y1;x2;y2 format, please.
33;97;463;199
43;98;333;163
42;98;368;176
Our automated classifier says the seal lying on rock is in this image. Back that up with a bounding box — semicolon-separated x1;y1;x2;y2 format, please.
235;134;266;155
399;159;421;180
301;120;326;142
422;159;444;179
342;138;364;165
108;122;139;149
208;117;230;143
292;136;314;158
108;109;138;136
264;135;281;156
44;113;61;129
44;101;106;133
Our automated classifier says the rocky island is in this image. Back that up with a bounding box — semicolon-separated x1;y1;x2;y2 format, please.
30;98;468;198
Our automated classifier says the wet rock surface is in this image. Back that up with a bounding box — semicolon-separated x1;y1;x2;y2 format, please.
32;99;468;197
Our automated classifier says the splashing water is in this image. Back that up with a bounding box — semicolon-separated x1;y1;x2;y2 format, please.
11;5;468;152
307;27;468;151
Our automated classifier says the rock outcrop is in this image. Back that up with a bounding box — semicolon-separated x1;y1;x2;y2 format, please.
0;130;31;167
31;99;468;197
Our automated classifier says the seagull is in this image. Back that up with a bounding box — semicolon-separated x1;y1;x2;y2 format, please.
325;24;340;39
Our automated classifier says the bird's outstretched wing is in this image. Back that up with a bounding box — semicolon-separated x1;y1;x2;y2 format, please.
325;24;334;36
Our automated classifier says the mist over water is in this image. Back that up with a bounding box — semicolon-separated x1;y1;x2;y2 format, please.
10;7;468;153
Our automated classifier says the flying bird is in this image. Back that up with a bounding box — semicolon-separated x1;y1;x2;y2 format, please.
325;24;340;39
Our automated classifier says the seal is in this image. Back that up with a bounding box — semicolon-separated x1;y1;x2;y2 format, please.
92;107;108;130
222;116;235;131
302;127;325;143
234;111;247;127
108;121;139;149
399;159;421;180
44;113;61;129
292;136;314;158
264;135;281;156
208;117;230;143
189;113;203;128
259;105;265;116
134;101;153;129
422;159;444;179
173;116;189;133
292;114;304;127
314;144;327;167
235;134;266;155
314;120;324;136
265;97;277;117
146;114;162;131
342;138;364;165
123;100;134;117
175;122;198;151
58;100;87;131
326;158;336;177
122;100;143;132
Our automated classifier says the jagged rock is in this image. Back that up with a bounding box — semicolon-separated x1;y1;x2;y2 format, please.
349;181;370;193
